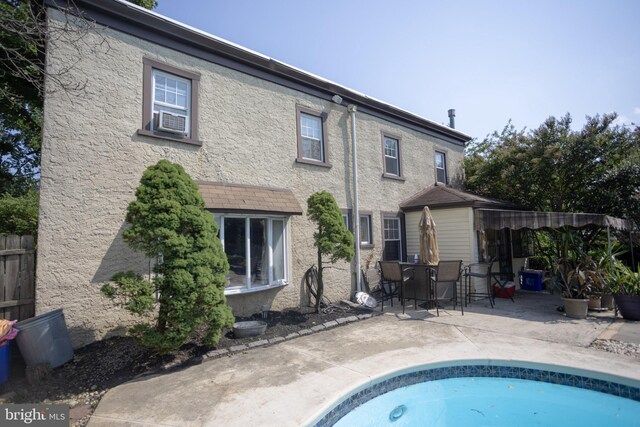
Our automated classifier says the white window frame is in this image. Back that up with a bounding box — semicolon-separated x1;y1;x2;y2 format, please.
435;151;447;183
300;112;324;162
214;213;289;295
342;213;351;231
151;69;192;135
383;217;403;261
360;214;372;245
384;136;400;176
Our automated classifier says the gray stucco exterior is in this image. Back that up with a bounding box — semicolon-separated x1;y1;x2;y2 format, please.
38;4;468;347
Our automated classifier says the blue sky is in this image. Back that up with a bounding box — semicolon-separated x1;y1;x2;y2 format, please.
155;0;640;141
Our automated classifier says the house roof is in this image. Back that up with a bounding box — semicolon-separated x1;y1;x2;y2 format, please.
197;181;303;215
400;184;519;211
53;0;472;146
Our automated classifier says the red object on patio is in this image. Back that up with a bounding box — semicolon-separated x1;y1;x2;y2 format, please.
493;282;515;299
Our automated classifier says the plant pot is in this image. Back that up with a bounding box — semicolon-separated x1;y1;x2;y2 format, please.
613;295;640;321
588;295;601;310
601;294;615;310
562;298;589;319
233;321;267;338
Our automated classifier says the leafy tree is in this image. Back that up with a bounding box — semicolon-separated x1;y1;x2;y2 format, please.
102;160;233;353
306;191;354;313
465;113;640;224
0;188;38;236
465;113;640;259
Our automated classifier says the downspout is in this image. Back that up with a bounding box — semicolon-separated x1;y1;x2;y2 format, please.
348;104;361;293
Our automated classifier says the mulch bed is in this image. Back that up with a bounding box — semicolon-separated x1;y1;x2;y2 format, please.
1;305;373;426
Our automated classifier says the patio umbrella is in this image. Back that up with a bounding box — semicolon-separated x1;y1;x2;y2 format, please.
419;206;440;265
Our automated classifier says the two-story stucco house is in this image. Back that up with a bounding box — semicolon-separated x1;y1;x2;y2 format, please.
37;0;471;347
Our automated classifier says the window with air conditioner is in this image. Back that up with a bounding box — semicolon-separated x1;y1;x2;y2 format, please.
140;58;200;144
152;69;191;135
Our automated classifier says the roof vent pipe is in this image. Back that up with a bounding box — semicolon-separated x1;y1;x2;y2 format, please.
448;109;456;129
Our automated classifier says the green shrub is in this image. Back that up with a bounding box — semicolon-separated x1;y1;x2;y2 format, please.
307;191;354;313
102;160;234;353
0;189;38;237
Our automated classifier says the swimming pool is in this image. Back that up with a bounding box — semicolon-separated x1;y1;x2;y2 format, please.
312;362;640;426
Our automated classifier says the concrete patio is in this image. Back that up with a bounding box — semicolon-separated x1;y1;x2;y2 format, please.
88;291;640;427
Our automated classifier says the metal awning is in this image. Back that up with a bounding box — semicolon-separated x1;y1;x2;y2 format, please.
475;209;634;231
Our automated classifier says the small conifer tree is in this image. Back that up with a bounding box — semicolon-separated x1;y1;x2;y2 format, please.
102;160;234;353
307;191;354;313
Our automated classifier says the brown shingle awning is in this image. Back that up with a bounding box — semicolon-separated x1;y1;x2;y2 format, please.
400;183;520;211
475;209;634;231
197;181;303;215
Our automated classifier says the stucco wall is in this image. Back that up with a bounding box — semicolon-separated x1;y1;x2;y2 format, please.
38;9;465;347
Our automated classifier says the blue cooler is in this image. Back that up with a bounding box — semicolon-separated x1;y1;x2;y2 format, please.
520;269;544;291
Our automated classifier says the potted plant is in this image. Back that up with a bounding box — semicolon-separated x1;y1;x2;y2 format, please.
591;242;628;310
606;263;640;321
553;256;602;319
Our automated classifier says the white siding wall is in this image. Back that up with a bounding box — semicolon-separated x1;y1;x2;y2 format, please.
406;207;495;295
406;208;475;264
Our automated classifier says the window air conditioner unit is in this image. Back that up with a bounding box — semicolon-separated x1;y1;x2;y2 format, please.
157;111;188;134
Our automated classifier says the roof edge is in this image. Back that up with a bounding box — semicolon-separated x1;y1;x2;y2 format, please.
49;0;472;145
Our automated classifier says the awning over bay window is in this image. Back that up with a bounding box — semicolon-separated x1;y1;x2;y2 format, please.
475;209;634;231
197;181;303;215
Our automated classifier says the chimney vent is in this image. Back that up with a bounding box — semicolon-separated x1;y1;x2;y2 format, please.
448;109;456;129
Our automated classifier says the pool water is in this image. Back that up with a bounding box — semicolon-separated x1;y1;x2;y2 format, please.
334;377;640;426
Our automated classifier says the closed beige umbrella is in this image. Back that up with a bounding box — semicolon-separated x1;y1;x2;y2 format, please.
419;206;440;265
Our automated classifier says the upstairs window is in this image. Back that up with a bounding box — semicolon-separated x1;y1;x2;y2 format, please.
435;151;447;183
382;133;403;179
296;106;330;167
152;70;191;134
140;58;200;145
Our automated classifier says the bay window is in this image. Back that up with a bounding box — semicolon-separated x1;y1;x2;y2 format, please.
213;214;288;294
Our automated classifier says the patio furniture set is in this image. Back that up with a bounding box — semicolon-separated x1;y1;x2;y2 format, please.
362;258;512;315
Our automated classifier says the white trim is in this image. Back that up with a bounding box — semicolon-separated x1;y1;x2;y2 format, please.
216;213;289;295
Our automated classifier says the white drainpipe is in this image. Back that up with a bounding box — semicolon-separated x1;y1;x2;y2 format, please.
348;104;361;293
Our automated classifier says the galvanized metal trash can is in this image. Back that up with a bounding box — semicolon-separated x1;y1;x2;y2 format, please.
15;309;74;368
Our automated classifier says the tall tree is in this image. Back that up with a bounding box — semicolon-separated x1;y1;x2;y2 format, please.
307;191;354;313
102;160;234;353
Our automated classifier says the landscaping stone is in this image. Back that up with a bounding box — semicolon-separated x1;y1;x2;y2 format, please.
311;324;326;332
357;313;373;320
268;337;285;344
285;332;300;340
247;340;269;348
336;317;349;324
323;320;339;328
298;329;313;336
229;344;249;352
345;316;359;323
205;349;229;359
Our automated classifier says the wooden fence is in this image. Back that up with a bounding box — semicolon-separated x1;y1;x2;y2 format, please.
0;235;35;321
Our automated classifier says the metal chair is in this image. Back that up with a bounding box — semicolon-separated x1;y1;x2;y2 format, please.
401;266;433;314
463;258;497;308
378;261;414;311
361;267;382;297
432;260;464;316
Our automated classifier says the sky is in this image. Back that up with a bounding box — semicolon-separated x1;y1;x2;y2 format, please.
155;0;640;141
